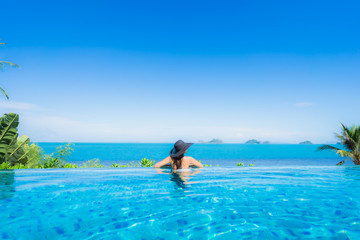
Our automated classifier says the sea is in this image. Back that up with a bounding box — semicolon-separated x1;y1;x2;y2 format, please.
36;143;346;167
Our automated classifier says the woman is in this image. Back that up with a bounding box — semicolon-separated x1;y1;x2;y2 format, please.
154;140;203;170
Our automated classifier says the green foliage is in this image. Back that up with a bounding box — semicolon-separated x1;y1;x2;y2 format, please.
56;143;74;162
236;162;245;167
111;159;155;168
0;87;9;100
0;113;41;167
1;41;19;100
40;155;63;168
318;123;360;165
197;160;212;167
38;143;75;168
111;163;120;168
237;161;256;167
0;162;28;169
8;135;41;167
0;162;11;169
62;163;78;168
140;158;155;167
127;162;140;167
81;159;104;168
0;61;19;70
111;161;140;168
0;113;19;163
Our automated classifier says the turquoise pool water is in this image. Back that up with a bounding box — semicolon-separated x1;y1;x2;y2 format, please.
1;167;360;239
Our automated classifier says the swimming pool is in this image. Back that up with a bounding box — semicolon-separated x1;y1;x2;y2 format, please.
1;167;359;239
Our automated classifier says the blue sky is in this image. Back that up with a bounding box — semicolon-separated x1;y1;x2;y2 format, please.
0;0;359;143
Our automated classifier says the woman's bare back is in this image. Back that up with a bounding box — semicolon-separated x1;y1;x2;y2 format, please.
170;156;191;170
154;156;203;169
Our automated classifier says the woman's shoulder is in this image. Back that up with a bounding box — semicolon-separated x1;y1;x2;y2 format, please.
183;156;194;161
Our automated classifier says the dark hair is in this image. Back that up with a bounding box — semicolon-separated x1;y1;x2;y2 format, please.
171;154;184;170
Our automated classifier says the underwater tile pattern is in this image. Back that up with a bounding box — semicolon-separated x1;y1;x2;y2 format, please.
1;167;360;239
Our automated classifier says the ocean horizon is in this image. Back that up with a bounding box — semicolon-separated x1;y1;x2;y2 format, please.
36;142;345;167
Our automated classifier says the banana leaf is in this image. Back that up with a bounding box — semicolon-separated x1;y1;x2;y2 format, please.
0;113;41;166
7;135;30;165
0;113;19;163
9;140;41;167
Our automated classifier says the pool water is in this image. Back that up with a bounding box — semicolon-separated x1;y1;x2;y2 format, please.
1;167;360;239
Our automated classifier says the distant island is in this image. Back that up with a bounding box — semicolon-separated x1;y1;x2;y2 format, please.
198;139;224;144
245;139;261;144
299;141;313;144
262;141;270;144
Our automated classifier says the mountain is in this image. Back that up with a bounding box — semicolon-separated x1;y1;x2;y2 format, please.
299;141;313;144
208;139;223;144
198;139;224;144
245;139;261;144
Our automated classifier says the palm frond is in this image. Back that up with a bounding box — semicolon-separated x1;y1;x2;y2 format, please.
336;150;352;158
317;145;341;152
0;87;9;100
335;133;345;142
343;139;357;152
339;123;358;151
336;160;345;165
0;61;19;70
333;123;360;165
351;126;360;149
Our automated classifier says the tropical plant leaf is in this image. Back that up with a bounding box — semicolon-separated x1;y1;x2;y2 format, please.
336;150;352;158
26;144;42;167
320;123;360;165
7;135;30;165
0;87;9;100
335;133;345;143
317;145;341;152
0;61;19;70
13;143;41;167
0;42;19;100
0;113;41;166
0;113;19;163
340;123;359;151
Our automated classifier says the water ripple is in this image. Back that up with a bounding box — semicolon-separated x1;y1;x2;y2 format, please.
0;167;360;239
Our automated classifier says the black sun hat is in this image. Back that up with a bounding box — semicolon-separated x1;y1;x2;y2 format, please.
169;140;193;158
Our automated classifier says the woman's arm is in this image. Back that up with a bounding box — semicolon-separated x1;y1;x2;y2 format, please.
154;156;171;168
189;157;203;168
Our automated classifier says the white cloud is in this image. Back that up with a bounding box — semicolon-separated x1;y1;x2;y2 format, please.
294;102;314;107
16;113;313;143
0;101;43;111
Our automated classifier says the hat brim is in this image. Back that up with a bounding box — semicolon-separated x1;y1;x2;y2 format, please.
169;143;193;158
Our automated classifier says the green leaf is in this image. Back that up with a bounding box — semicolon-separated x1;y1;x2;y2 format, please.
7;135;30;164
317;145;341;152
319;123;360;165
0;113;19;162
0;114;41;166
0;87;9;100
0;61;19;70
